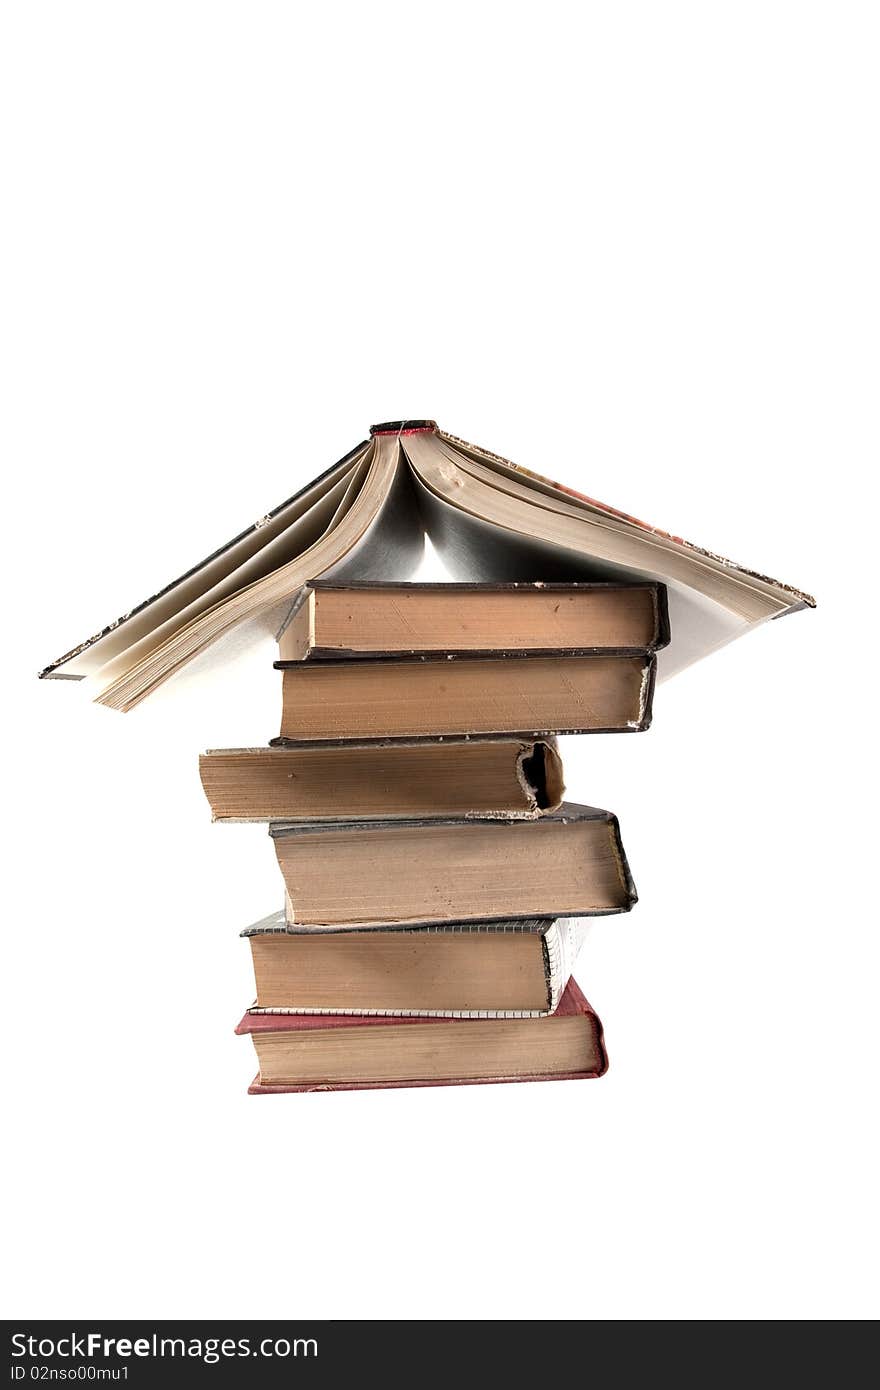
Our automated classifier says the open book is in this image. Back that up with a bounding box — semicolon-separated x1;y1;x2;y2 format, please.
40;420;814;710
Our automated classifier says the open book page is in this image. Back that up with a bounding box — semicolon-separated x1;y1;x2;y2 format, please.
400;430;811;677
406;467;747;677
93;437;424;708
41;444;370;680
39;421;812;706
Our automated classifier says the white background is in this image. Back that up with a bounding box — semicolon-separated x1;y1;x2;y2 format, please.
1;2;877;1320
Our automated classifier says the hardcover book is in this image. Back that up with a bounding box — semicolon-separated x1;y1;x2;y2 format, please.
275;652;657;740
270;802;636;930
199;737;563;821
236;978;608;1092
278;580;670;661
242;912;591;1017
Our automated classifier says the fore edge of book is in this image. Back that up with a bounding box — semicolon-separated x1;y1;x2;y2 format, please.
282;579;671;657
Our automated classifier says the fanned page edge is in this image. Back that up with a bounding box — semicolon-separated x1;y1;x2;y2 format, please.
39;440;371;679
38;418;814;704
398;431;808;679
93;435;421;709
437;429;815;611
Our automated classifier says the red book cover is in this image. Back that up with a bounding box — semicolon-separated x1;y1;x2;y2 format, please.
236;978;608;1094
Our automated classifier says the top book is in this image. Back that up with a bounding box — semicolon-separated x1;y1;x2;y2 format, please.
277;580;669;662
39;420;814;710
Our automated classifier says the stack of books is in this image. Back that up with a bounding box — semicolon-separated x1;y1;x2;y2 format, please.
41;420;813;1085
199;579;670;1092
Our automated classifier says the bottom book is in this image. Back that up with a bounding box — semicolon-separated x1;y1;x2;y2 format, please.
235;979;607;1093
